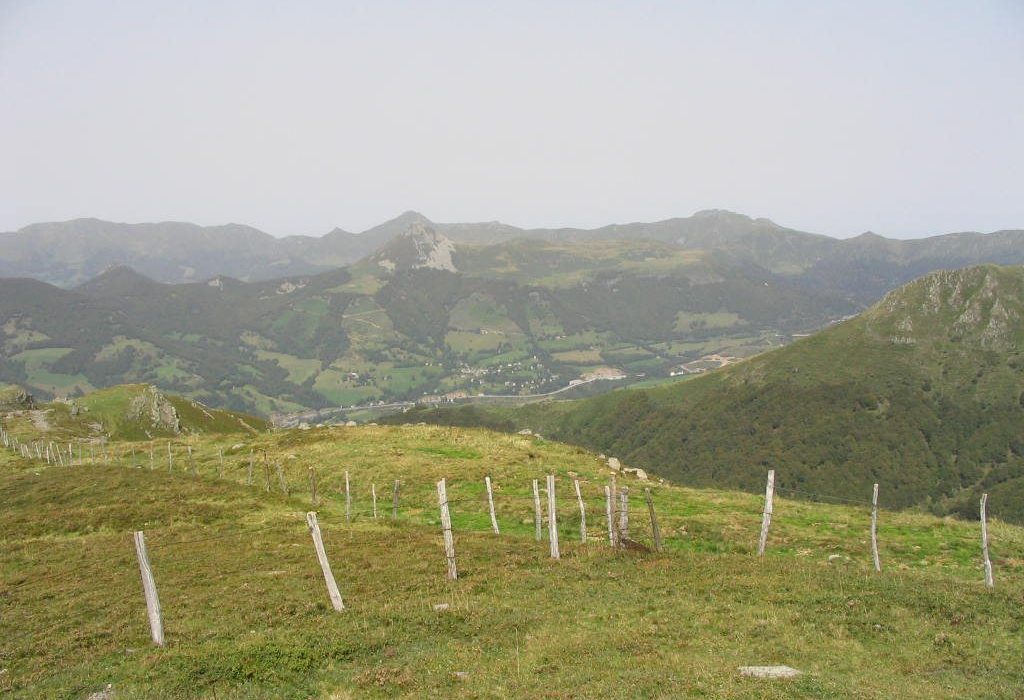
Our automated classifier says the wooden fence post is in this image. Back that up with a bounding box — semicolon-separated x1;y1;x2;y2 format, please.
218;448;224;478
437;478;458;580
309;466;318;506
167;442;172;472
618;487;630;541
392;480;400;520
757;469;775;557
132;531;165;646
485;476;500;534
344;471;352;524
276;462;289;495
644;488;663;552
247;450;254;485
263;452;271;492
149;446;154;471
532;479;542;541
187;445;195;475
574;479;587;543
305;512;345;611
547;474;560;560
372;483;378;519
870;483;881;573
981;493;994;588
605;484;616;547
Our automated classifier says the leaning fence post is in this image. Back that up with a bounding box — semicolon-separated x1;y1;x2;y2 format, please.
546;474;560;560
574;479;587;543
870;483;881;572
757;469;775;557
344;471;352;524
644;488;663;552
132;531;165;646
437;478;458;580
392;480;400;520
605;484;616;547
306;512;345;611
532;479;542;542
981;493;994;588
485;476;500;534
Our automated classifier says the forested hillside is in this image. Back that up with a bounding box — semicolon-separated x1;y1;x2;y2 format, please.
394;265;1024;522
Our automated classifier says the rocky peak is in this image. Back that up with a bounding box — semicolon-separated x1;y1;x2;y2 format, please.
371;222;457;273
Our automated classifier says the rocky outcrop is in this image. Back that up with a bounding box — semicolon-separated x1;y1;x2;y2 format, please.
127;385;181;434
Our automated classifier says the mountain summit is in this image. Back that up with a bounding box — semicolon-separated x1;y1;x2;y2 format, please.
369;222;457;273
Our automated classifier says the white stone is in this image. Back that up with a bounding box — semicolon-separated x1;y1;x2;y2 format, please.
433;603;449;612
607;457;621;471
738;666;802;679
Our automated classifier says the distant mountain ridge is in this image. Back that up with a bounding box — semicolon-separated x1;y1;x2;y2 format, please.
3;210;1022;296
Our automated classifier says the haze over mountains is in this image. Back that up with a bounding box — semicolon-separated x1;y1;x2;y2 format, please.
1;210;1023;418
3;209;1023;299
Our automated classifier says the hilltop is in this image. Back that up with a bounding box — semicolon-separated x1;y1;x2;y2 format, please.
2;383;266;441
395;265;1024;522
1;415;1022;698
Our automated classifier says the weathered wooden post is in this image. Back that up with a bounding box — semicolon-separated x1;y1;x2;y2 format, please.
188;445;195;475
870;483;881;573
149;446;154;471
167;442;173;472
247;450;254;486
437;478;458;580
485;476;500;534
757;469;775;557
372;483;378;519
392;480;400;520
546;474;560;560
218;448;224;478
532;479;542;541
605;484;616;547
618;487;630;541
306;512;345;611
644;488;663;552
574;479;587;543
981;493;994;588
275;462;289;495
344;471;352;524
132;531;165;646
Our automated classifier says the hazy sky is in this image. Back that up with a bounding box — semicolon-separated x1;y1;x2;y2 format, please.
1;1;1022;239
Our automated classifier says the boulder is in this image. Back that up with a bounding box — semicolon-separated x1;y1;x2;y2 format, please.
607;457;621;471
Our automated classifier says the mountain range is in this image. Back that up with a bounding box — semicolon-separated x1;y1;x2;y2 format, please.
3;210;1023;299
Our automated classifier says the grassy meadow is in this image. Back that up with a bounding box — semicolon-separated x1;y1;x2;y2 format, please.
1;420;1023;698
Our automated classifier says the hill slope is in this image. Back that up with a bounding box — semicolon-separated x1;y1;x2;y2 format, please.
396;265;1024;522
1;421;1022;698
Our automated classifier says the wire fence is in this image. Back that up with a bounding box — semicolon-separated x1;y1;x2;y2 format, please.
2;420;1018;654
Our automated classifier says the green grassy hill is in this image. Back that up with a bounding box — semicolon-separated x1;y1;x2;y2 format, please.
394;265;1024;523
4;384;267;442
1;419;1022;698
